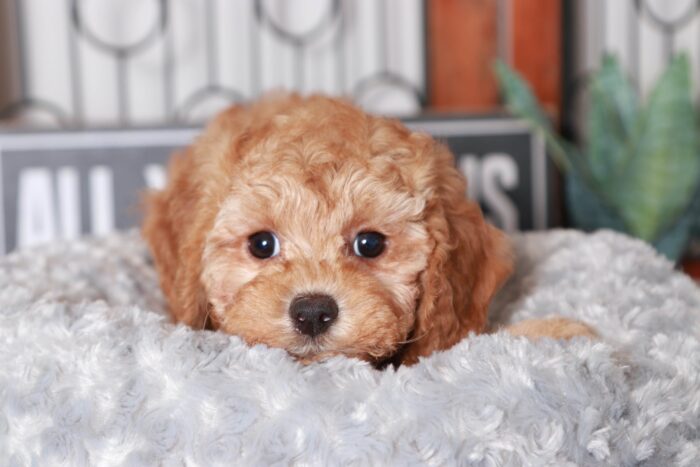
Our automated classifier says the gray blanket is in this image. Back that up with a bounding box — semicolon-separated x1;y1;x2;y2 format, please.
1;230;699;466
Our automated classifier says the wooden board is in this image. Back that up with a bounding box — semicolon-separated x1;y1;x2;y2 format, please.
427;0;561;114
512;0;561;115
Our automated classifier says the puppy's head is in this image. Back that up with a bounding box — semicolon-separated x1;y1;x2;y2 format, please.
143;95;512;366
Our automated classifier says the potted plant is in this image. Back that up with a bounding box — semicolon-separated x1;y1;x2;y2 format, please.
495;55;700;260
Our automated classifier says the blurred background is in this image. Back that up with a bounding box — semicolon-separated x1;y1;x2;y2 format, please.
0;0;699;279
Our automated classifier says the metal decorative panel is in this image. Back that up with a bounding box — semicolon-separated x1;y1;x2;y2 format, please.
0;0;426;127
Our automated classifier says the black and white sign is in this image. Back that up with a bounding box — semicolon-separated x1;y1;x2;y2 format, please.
406;118;551;232
0;117;552;254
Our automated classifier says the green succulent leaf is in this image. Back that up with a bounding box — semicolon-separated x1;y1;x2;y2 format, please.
494;60;575;173
612;54;700;241
586;54;638;185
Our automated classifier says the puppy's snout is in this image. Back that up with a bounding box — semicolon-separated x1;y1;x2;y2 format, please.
289;294;338;337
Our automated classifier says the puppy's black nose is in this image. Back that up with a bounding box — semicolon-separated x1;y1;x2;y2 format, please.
289;294;339;337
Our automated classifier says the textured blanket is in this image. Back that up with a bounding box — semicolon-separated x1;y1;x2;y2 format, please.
1;230;699;466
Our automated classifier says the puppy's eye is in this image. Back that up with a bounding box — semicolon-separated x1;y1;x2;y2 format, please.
353;231;386;258
248;231;280;259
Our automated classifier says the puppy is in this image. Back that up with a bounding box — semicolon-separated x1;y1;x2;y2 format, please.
143;95;593;366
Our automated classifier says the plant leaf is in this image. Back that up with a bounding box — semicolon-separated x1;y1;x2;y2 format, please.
565;172;626;233
493;60;575;173
586;55;638;185
611;54;700;241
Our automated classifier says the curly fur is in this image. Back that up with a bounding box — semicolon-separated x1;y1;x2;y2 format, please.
143;95;586;365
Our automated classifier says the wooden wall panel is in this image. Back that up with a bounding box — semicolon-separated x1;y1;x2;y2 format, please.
427;0;561;114
512;0;561;115
0;0;19;109
427;0;499;111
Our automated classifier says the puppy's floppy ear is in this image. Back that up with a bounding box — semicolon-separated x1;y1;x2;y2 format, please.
401;142;513;364
142;96;306;330
142;146;212;328
142;103;255;329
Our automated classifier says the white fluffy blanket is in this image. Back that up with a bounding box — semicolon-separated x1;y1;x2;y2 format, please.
1;230;699;466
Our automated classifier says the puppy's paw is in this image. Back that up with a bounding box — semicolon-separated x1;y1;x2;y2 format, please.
505;317;597;340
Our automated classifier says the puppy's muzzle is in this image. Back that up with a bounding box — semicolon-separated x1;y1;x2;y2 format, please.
289;294;338;338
